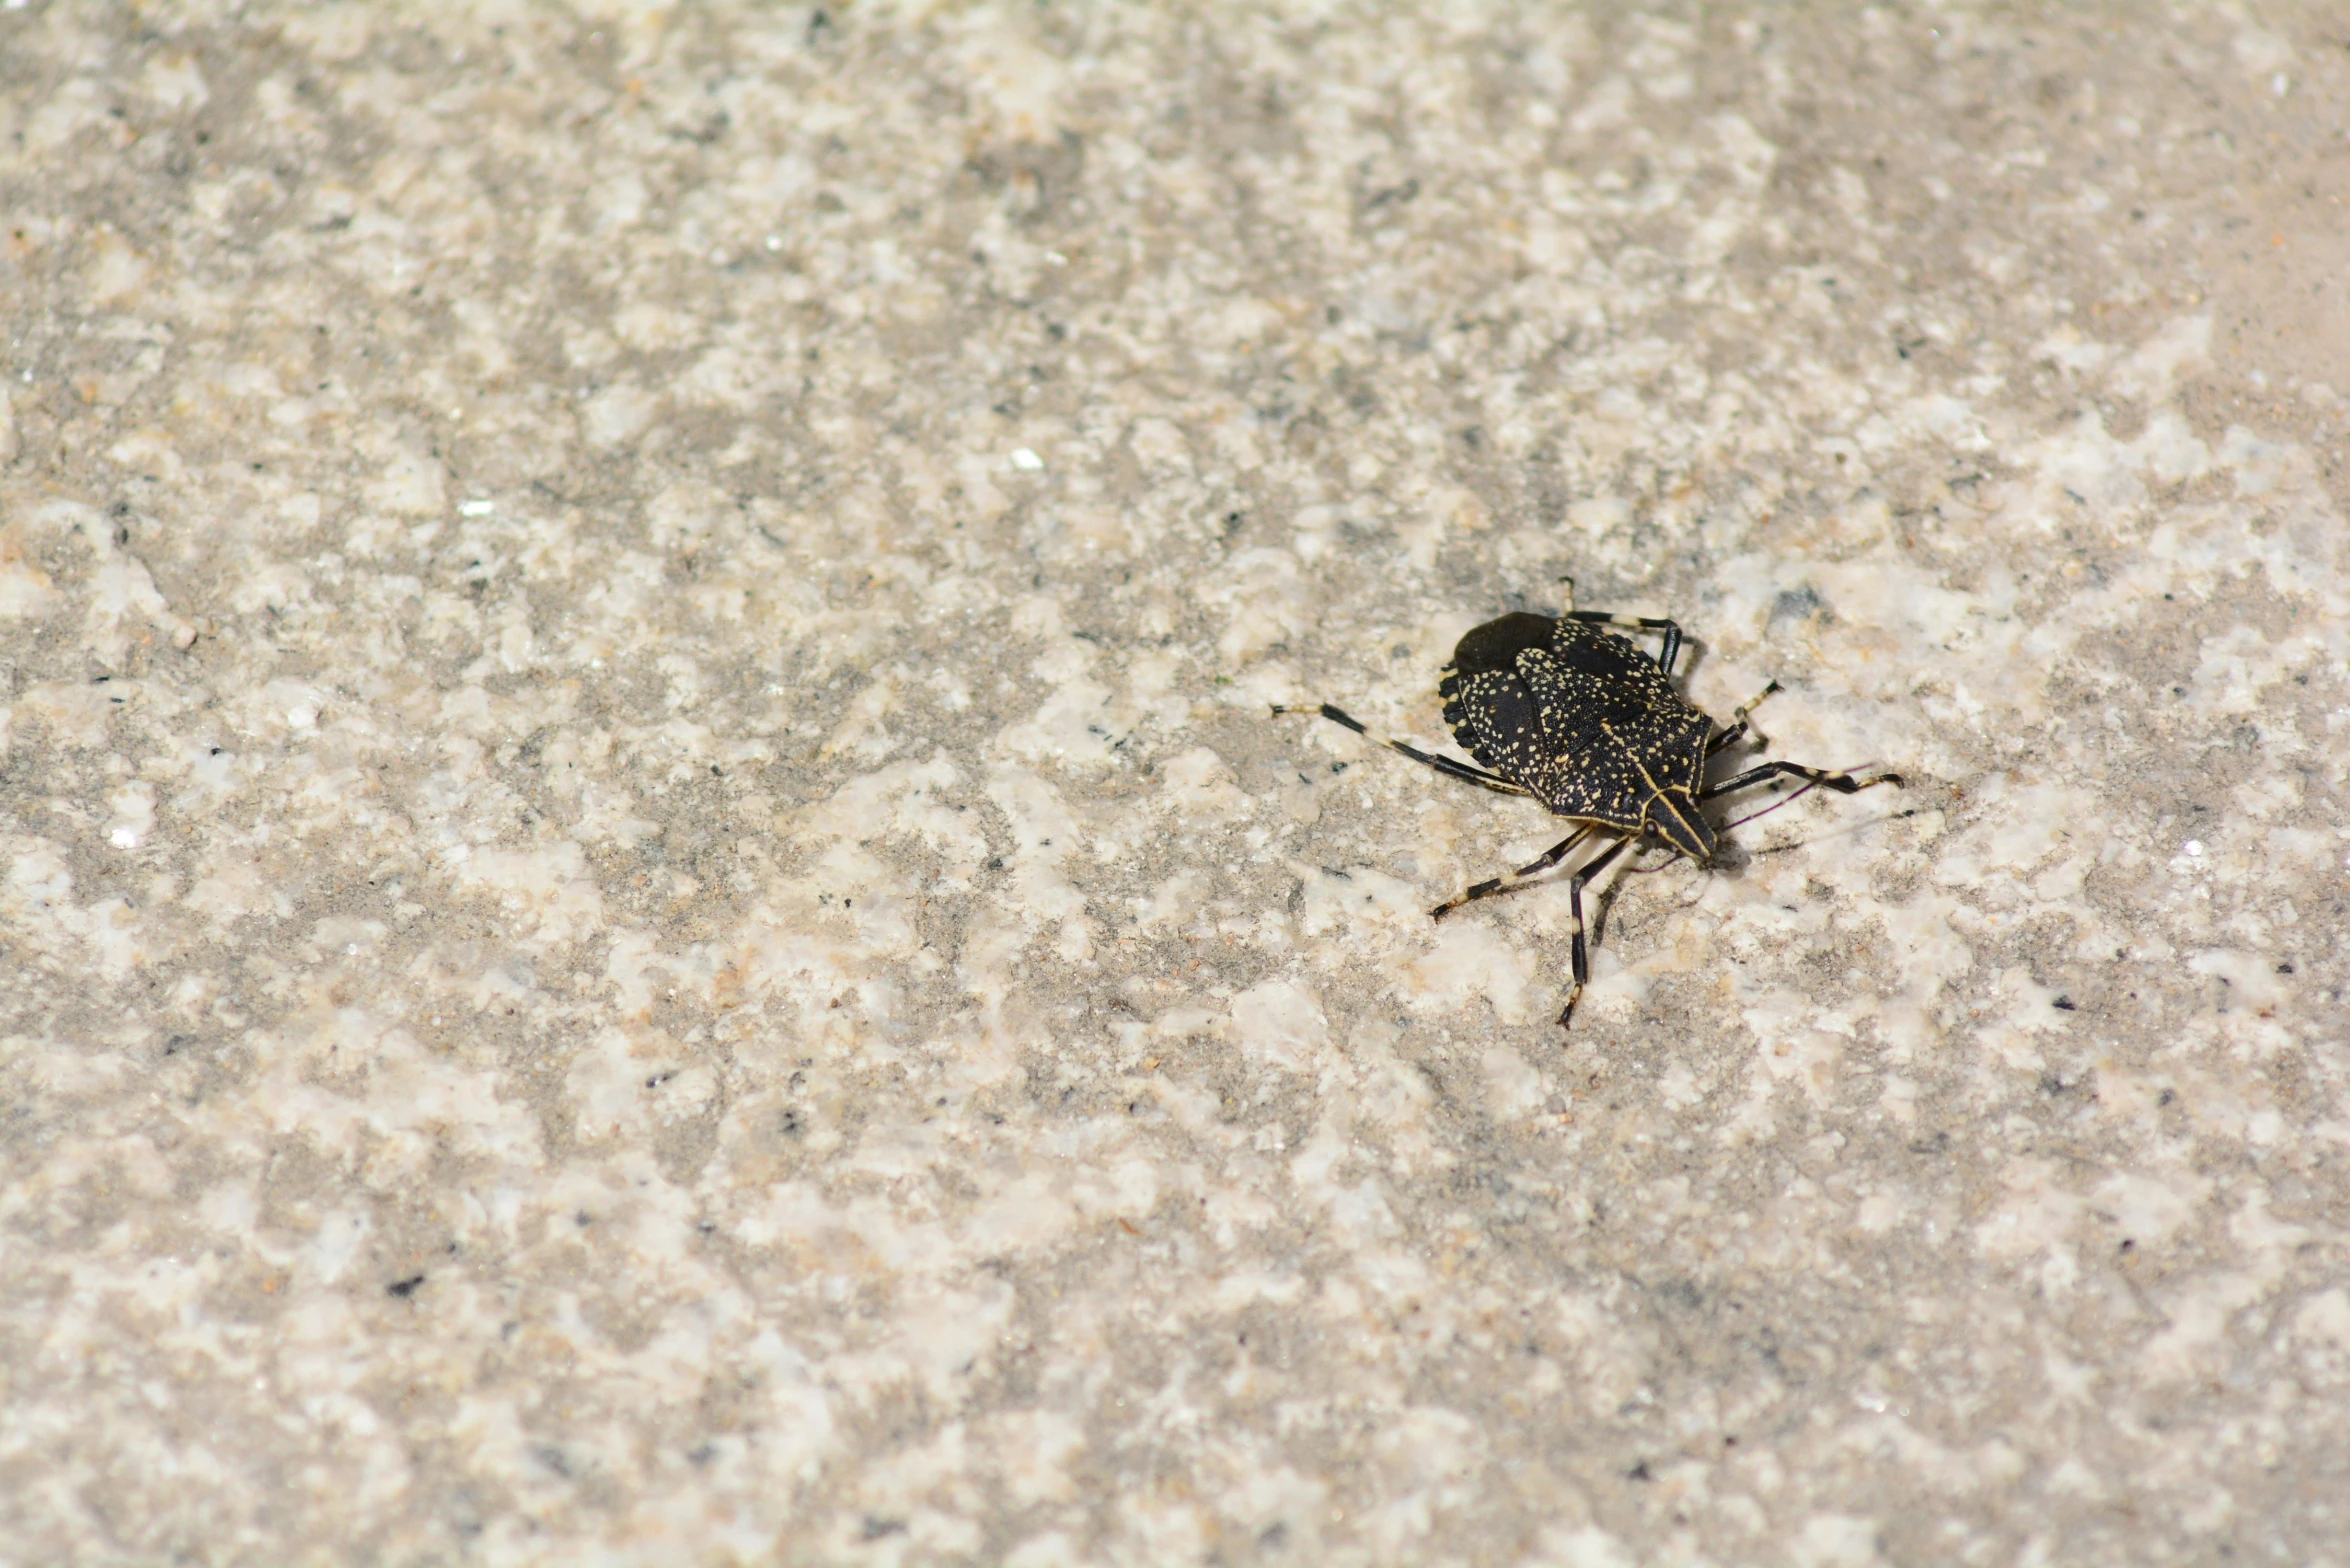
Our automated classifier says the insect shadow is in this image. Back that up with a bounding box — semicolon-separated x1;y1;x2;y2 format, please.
1275;583;1903;1029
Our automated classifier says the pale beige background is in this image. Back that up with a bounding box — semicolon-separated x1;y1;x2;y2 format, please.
3;3;2347;1565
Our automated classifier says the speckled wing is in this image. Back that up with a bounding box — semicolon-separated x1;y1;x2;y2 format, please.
1439;614;1710;827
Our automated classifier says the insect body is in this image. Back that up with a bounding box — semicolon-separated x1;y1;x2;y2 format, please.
1275;600;1901;1028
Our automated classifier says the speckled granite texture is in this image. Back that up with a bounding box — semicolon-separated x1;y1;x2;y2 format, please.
4;3;2348;1564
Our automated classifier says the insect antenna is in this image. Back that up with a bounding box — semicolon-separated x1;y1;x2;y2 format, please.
1714;768;1907;837
1719;778;1825;833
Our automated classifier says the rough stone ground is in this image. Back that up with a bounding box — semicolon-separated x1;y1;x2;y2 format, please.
3;3;2348;1565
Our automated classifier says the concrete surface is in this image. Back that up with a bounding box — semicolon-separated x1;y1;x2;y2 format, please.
4;3;2348;1564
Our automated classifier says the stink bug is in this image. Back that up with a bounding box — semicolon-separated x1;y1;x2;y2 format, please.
1275;587;1902;1028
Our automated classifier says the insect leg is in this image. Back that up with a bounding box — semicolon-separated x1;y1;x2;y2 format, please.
1429;824;1598;919
1565;611;1684;676
1705;680;1782;756
1270;703;1532;797
1560;834;1635;1029
1698;759;1904;802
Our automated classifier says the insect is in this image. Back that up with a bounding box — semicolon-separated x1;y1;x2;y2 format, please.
1274;588;1902;1028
